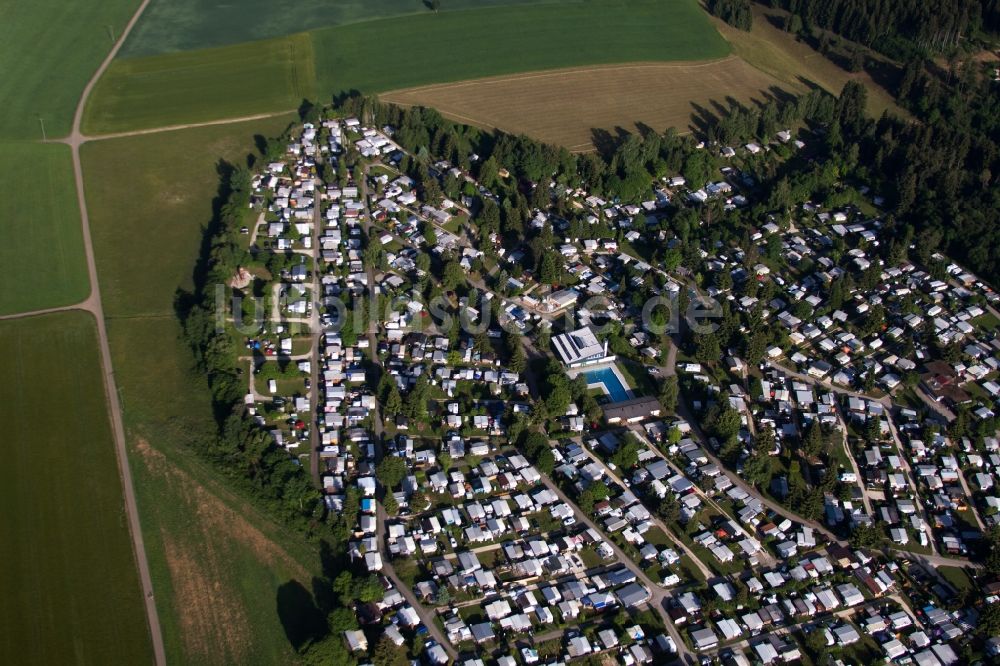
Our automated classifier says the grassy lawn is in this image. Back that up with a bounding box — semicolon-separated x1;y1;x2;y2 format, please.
973;312;1000;333
87;0;728;134
81;113;297;316
0;311;152;665
82;116;321;664
0;142;89;315
619;359;659;397
937;565;975;598
83;35;314;135
0;0;139;139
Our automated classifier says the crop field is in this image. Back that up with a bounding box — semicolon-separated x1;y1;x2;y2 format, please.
0;311;152;665
0;142;89;315
82;115;316;664
711;6;905;118
85;0;729;134
122;0;557;57
83;35;315;136
0;0;138;139
310;0;729;94
382;57;792;150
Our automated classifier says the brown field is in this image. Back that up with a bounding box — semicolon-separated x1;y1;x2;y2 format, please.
382;4;909;151
382;57;795;151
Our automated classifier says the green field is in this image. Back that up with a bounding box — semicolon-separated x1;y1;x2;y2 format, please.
82;115;317;664
110;317;317;665
84;34;315;136
81;113;297;316
0;311;152;665
0;0;139;139
122;0;554;57
0;142;89;315
311;1;728;92
85;0;729;134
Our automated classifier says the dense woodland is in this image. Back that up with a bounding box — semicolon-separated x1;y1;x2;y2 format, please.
706;0;753;30
765;0;996;59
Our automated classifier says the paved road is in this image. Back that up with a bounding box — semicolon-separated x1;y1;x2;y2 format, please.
535;468;694;664
308;180;323;486
773;361;942;555
955;466;986;531
625;427;777;569
575;436;715;580
359;166;458;659
673;387;842;545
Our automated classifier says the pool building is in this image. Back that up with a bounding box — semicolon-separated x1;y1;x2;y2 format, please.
552;326;610;368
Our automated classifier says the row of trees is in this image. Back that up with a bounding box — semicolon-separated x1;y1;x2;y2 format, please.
180;158;327;538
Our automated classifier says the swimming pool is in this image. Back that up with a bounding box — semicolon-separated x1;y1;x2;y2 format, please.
583;366;631;402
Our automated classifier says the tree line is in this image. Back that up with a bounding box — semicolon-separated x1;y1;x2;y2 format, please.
763;0;987;58
707;0;753;31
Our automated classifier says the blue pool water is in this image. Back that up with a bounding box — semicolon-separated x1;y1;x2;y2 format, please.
583;367;630;402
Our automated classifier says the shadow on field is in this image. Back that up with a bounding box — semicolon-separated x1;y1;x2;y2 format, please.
276;540;356;655
276;580;327;650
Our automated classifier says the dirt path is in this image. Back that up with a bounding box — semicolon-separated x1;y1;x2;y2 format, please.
54;0;167;662
79;111;295;142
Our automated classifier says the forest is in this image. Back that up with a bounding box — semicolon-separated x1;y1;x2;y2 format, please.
707;0;753;31
765;0;996;59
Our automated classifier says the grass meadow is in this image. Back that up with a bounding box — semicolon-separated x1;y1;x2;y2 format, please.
0;311;152;665
0;0;139;139
81;113;297;316
310;0;730;93
82;115;318;664
0;142;89;315
85;0;729;134
711;5;905;118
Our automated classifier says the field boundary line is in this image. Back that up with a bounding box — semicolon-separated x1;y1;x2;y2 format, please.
0;303;88;321
381;56;740;96
66;110;296;144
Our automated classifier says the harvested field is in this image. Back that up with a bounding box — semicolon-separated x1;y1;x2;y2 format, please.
381;57;794;151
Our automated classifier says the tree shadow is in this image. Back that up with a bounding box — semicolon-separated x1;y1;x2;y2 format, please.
276;580;328;651
590;128;618;158
764;12;787;31
634;121;657;139
688;101;721;136
864;58;903;98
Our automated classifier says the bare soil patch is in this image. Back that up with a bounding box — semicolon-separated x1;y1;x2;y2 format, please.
135;439;309;578
161;532;253;663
